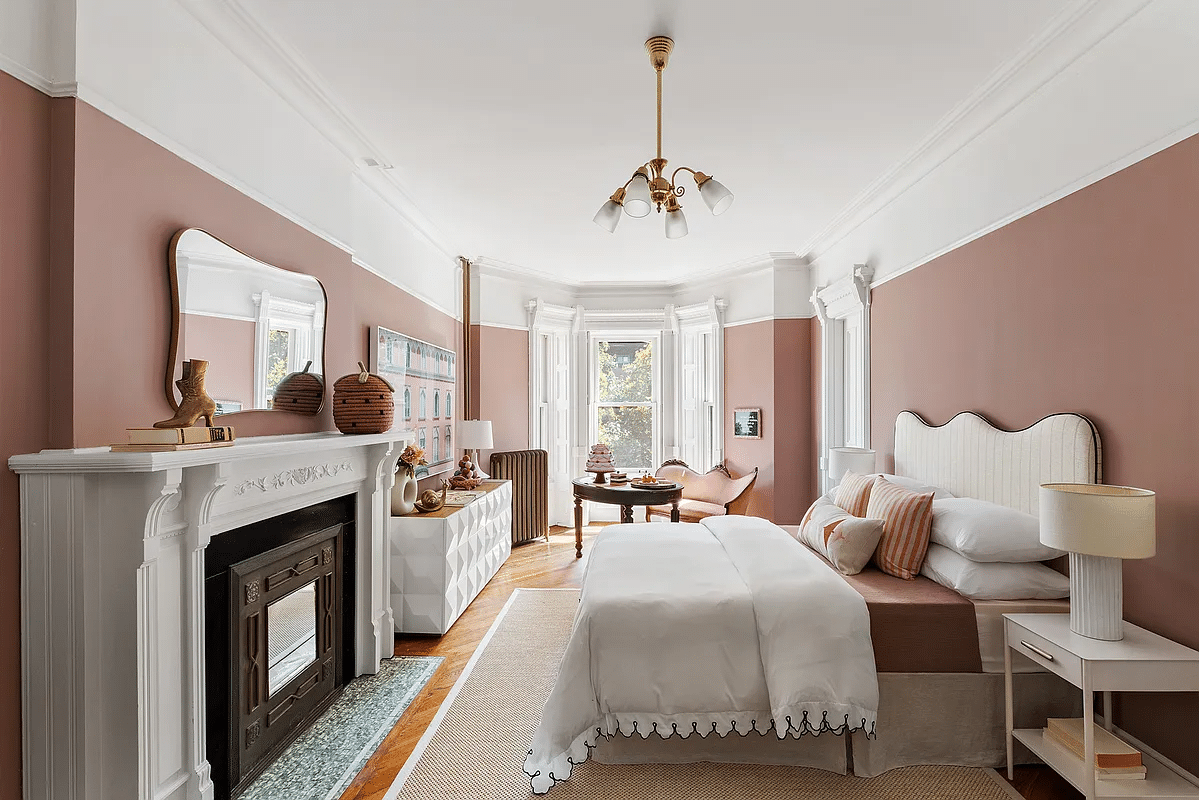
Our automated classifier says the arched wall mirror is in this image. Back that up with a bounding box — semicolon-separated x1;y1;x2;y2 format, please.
166;228;328;417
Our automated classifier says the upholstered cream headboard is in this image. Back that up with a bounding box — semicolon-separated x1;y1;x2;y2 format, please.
893;411;1102;516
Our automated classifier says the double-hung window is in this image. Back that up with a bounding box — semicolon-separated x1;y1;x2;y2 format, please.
592;338;658;472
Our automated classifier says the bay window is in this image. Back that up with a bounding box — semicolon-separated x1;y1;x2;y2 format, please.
592;338;658;472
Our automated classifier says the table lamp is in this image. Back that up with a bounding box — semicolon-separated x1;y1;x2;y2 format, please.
1039;483;1156;641
828;447;876;484
457;420;493;479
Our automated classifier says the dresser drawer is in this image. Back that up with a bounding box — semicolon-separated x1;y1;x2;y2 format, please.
1006;620;1082;686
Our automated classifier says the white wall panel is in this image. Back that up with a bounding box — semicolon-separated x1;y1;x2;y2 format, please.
351;176;460;319
812;0;1199;288
0;0;74;89
74;0;354;249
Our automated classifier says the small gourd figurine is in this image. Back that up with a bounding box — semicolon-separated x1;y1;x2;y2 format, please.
448;454;483;489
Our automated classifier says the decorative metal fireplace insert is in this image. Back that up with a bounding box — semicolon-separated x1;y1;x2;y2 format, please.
204;495;356;799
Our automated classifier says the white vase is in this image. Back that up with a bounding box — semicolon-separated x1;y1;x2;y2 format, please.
392;468;419;515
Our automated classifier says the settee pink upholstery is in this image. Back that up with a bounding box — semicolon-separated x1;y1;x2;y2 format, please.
644;461;758;523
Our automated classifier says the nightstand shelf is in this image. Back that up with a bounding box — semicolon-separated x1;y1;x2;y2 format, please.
1005;613;1199;800
1013;729;1199;799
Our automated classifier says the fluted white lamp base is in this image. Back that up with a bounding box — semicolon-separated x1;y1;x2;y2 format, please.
1069;552;1124;640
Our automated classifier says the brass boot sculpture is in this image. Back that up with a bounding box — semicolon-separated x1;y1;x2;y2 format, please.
154;359;218;428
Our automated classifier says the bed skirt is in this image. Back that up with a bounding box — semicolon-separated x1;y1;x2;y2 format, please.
592;672;1079;774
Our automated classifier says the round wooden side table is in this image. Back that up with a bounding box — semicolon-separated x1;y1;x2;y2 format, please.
571;477;683;558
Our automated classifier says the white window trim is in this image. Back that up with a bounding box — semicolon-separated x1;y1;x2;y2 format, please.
671;298;726;472
812;264;873;493
252;289;321;409
588;332;662;472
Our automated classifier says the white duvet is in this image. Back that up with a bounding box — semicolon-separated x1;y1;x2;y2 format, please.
524;515;879;793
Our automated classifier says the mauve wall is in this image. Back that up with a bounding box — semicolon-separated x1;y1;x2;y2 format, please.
69;100;460;446
180;315;255;407
871;132;1199;773
724;319;815;524
354;268;461;493
0;71;54;799
774;319;815;524
470;324;530;466
0;86;463;797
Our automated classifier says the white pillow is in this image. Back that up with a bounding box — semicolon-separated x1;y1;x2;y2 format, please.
920;544;1069;600
800;498;885;576
930;497;1064;562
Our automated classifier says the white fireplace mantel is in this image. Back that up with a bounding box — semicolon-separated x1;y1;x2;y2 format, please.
10;431;412;800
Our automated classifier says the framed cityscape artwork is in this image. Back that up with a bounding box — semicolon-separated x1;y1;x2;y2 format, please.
371;326;457;476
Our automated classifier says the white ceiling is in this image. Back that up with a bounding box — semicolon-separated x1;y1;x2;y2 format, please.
242;0;1074;283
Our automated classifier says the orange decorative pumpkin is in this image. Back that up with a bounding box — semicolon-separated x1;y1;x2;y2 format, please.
332;361;394;434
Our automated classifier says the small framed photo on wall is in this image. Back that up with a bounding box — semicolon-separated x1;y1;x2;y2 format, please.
733;408;762;439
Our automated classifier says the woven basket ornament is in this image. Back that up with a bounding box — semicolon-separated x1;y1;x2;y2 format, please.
273;360;325;415
333;361;395;434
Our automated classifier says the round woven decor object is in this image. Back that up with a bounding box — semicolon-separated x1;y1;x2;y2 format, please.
333;361;394;434
273;361;325;415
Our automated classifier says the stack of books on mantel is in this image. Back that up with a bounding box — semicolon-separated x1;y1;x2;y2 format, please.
1044;718;1146;780
111;426;236;452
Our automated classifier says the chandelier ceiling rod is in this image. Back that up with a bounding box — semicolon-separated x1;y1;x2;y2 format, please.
593;36;733;240
656;47;663;161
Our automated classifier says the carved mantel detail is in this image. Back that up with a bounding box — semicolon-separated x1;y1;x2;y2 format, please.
233;461;354;495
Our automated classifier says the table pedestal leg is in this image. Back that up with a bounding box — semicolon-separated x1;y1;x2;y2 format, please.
671;500;680;523
621;505;633;524
574;496;583;558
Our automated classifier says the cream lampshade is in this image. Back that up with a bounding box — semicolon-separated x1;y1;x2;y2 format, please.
828;447;876;484
457;420;494;478
1039;483;1156;641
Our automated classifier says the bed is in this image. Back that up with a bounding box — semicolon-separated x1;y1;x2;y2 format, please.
524;410;1101;791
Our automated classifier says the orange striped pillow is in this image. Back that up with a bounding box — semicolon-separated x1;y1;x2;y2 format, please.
866;476;936;579
834;471;874;517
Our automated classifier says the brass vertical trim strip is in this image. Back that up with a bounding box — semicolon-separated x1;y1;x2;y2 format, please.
460;256;472;419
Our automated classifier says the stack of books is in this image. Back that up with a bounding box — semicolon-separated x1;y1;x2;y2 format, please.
111;426;236;452
1044;718;1146;780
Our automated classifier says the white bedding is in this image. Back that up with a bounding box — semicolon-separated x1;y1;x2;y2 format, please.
523;516;878;794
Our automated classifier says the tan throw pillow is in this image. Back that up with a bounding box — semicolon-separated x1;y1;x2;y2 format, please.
801;498;850;551
867;476;936;580
824;517;886;576
798;499;885;576
834;471;874;517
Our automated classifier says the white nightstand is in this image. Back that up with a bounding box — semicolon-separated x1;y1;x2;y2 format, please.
1004;613;1199;799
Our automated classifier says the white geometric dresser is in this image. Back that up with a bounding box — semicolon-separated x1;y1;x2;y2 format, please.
389;479;513;634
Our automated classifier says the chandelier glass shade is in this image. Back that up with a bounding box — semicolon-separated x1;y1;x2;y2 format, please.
593;37;733;238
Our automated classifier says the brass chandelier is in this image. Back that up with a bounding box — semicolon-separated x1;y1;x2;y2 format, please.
593;36;733;239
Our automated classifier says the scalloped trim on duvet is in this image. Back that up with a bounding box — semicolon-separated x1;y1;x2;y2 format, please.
523;706;877;795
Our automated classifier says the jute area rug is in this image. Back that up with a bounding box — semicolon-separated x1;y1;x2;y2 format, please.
386;588;1022;800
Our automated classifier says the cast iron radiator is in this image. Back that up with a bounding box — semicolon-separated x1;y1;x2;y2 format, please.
489;449;549;544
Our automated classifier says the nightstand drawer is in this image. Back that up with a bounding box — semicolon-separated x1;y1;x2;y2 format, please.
1006;620;1082;685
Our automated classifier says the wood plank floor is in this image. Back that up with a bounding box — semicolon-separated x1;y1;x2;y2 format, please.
338;525;1081;800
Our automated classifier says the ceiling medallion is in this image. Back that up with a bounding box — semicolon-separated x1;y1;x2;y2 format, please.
593;36;733;239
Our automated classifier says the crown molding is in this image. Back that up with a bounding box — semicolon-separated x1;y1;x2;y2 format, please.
475;251;807;297
0;55;76;97
471;320;528;332
723;314;811;329
800;0;1153;264
474;257;578;293
175;0;461;262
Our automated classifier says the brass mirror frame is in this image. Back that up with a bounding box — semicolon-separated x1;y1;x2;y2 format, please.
165;228;329;417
